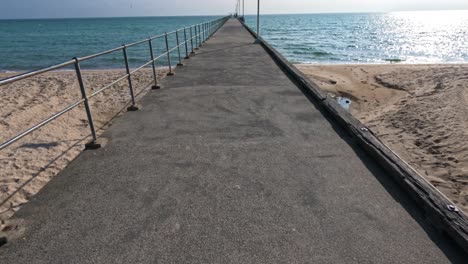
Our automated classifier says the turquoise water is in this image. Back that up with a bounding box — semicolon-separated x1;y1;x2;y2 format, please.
1;11;468;71
245;10;468;64
0;16;218;71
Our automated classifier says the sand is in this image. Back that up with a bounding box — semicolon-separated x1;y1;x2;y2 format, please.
0;68;167;220
296;64;468;212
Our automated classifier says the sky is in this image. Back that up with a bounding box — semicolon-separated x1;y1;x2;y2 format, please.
1;0;468;19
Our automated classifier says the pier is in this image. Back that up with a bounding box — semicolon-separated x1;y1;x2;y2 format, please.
0;18;467;263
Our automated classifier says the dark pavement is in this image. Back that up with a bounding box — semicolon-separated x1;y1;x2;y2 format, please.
1;19;466;263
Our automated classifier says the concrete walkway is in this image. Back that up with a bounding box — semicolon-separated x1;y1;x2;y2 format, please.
1;19;466;263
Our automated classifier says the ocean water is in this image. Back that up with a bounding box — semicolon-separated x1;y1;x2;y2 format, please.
1;11;468;72
0;16;218;71
245;10;468;64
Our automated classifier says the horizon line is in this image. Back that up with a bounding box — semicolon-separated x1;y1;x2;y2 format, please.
1;8;467;21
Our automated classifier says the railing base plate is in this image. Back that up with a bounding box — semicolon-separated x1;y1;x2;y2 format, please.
0;237;7;247
127;105;140;111
152;85;161;90
177;63;184;67
167;72;175;76
184;56;190;59
85;141;102;150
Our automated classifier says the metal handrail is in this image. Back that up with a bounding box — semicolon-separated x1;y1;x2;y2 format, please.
0;15;230;150
0;60;76;86
77;46;125;62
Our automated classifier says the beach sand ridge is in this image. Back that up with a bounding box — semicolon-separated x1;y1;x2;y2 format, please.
297;64;468;212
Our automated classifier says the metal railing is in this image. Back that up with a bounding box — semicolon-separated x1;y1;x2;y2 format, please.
0;16;230;150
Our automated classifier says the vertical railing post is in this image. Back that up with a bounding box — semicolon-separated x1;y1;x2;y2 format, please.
199;24;202;46
148;38;160;90
122;45;139;111
194;25;199;50
184;27;190;59
190;26;195;54
73;58;101;149
196;24;199;47
257;0;260;38
208;22;211;37
165;33;174;76
200;23;203;43
202;23;206;43
243;0;245;19
198;24;202;46
176;30;183;66
203;23;206;42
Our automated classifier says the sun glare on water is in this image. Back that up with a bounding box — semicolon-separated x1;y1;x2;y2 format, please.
377;10;468;63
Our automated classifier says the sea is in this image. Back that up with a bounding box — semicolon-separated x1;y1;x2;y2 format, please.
245;11;468;64
0;16;219;71
1;10;467;72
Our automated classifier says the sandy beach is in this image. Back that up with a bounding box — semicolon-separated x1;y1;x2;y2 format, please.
297;64;468;212
0;68;167;220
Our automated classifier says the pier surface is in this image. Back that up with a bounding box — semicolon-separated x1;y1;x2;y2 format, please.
1;19;466;263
